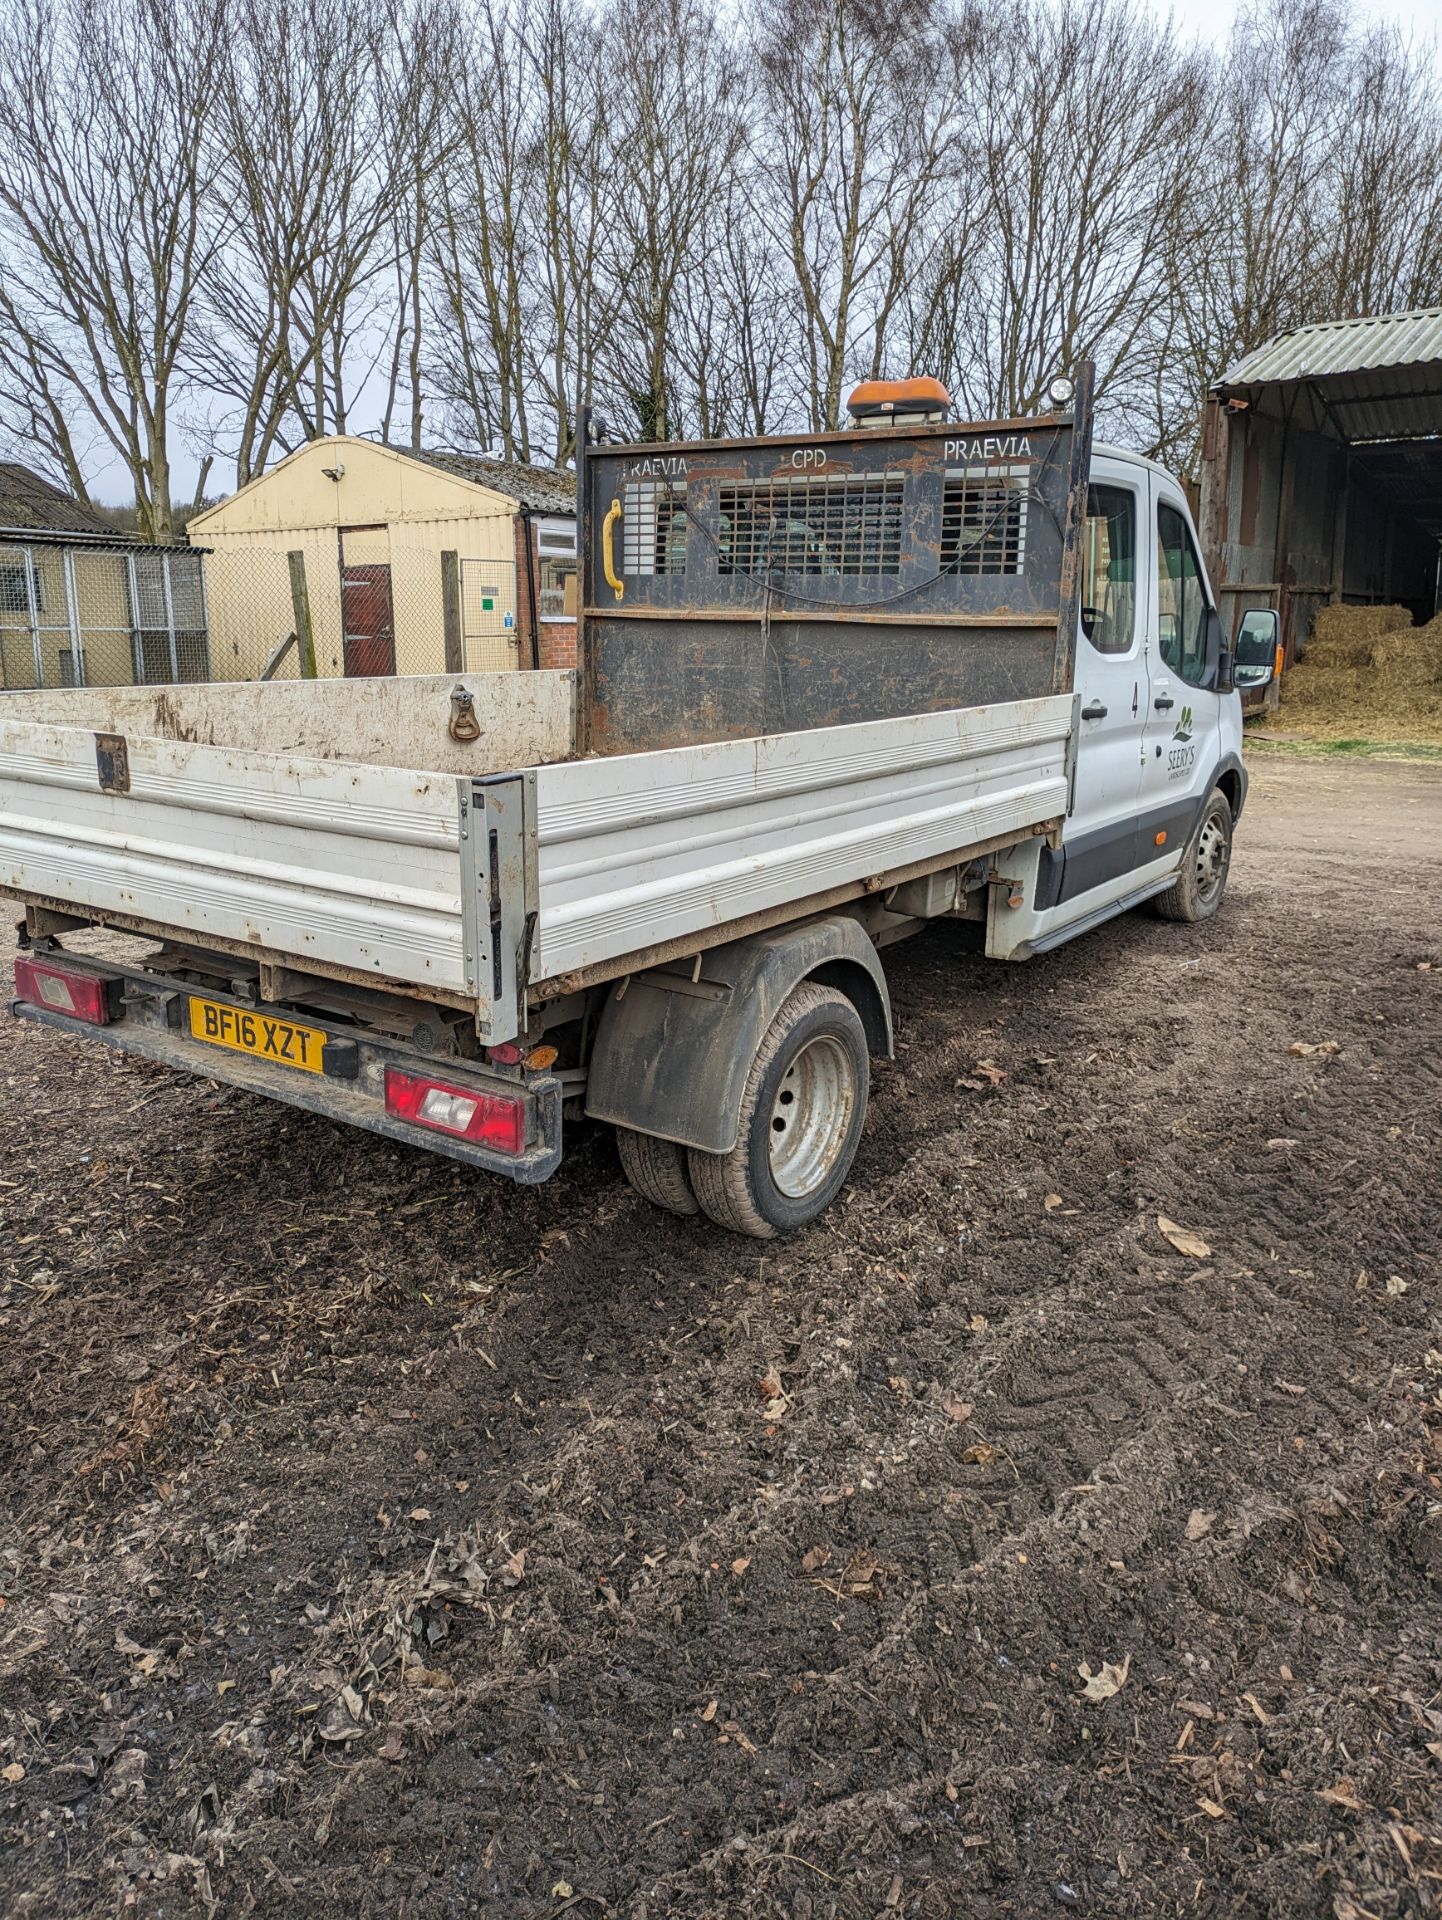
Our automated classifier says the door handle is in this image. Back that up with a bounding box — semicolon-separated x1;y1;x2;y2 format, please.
1154;695;1175;711
1080;701;1107;720
602;498;625;602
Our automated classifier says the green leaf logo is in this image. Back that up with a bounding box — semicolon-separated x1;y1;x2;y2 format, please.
1173;705;1193;743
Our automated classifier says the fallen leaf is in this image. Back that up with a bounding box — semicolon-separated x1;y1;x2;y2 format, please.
800;1545;830;1574
961;1442;999;1465
968;1314;989;1332
1385;1275;1409;1296
1078;1654;1131;1701
841;1547;881;1592
730;1556;751;1577
1318;1779;1365;1811
1197;1797;1227;1819
408;1508;431;1523
973;1059;1007;1086
317;1686;367;1743
1184;1509;1215;1542
1;1763;24;1784
216;1679;235;1696
1044;1193;1063;1211
1158;1215;1212;1259
1289;1039;1340;1057
759;1366;784;1400
940;1391;974;1424
501;1548;527;1585
552;1881;573;1900
700;1699;718;1723
1176;1697;1216;1719
403;1665;454;1690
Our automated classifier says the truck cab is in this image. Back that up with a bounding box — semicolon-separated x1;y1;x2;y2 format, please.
998;445;1253;955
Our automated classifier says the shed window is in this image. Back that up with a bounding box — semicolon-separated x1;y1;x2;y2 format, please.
941;468;1028;575
535;518;578;620
718;474;901;577
0;561;40;615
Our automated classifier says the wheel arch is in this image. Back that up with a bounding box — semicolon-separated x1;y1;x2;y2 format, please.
584;914;892;1155
1212;753;1247;823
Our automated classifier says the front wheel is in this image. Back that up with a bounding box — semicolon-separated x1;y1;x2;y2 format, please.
687;982;869;1238
1153;789;1233;923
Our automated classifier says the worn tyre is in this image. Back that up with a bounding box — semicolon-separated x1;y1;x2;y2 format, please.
1153;789;1233;923
687;982;869;1239
616;1126;699;1217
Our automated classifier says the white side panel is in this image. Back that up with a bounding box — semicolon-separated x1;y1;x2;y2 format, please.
0;723;469;990
1;696;1072;1003
529;696;1073;979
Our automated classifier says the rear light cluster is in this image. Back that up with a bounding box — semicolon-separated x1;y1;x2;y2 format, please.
13;956;115;1025
384;1067;526;1154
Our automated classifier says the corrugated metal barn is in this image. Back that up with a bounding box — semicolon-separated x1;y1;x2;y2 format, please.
1200;306;1442;664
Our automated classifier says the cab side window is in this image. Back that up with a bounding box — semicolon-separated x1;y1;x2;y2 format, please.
1156;502;1209;685
1081;484;1136;655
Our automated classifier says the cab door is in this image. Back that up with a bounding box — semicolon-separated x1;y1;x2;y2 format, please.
1137;481;1223;847
1053;465;1147;902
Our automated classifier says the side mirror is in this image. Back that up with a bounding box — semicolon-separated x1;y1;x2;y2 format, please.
1234;608;1280;688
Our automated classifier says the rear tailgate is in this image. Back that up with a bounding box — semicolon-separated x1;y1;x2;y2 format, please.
0;720;470;993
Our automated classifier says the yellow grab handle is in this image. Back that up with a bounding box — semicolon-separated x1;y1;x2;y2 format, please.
602;497;624;602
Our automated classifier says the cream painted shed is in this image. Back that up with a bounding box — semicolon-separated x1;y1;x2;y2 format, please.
187;437;576;682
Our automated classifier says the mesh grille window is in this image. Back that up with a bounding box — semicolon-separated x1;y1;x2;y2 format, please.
621;480;688;575
717;474;903;577
941;467;1029;574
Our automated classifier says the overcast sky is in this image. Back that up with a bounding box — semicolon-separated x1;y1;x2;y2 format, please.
1153;0;1439;40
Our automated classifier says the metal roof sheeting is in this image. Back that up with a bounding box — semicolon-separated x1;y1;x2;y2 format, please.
1218;306;1442;388
1216;306;1442;446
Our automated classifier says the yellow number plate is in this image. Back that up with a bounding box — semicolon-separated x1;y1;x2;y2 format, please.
188;996;326;1074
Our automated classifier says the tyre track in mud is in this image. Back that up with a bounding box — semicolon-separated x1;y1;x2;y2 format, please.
0;755;1439;1919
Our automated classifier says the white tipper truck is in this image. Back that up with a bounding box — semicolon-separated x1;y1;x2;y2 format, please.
0;368;1276;1236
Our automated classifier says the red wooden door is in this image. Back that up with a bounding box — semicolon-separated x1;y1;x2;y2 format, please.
340;563;396;677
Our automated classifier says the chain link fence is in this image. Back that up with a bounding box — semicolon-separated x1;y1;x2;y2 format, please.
0;536;528;690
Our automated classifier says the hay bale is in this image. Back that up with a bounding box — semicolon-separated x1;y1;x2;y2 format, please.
1268;600;1442;743
1307;602;1412;669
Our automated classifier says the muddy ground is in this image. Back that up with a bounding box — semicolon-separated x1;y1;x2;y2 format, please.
1;754;1439;1919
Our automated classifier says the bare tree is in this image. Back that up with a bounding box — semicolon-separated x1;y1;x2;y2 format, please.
750;0;964;431
0;0;226;536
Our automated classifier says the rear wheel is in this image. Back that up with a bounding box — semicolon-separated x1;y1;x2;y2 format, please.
616;1126;699;1217
687;982;869;1239
1153;789;1233;923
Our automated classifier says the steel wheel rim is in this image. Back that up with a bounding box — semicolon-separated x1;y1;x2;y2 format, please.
768;1035;855;1199
1195;812;1229;901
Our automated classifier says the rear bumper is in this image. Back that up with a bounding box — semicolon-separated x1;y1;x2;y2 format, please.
10;961;563;1184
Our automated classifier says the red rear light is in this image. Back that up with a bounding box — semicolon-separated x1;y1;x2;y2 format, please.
14;955;114;1025
384;1067;526;1153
